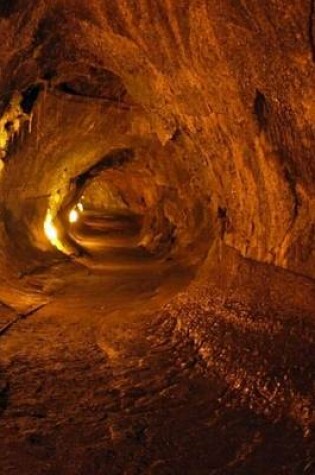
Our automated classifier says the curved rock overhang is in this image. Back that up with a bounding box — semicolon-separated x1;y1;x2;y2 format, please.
0;0;314;287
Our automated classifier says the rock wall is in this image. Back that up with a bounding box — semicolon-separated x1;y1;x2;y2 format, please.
0;0;314;293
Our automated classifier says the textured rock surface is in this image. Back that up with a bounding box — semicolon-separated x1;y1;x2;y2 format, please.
0;1;314;474
0;0;314;280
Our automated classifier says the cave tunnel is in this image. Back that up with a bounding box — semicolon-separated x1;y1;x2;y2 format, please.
0;1;314;474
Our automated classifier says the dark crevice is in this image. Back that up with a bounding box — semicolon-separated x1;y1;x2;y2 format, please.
0;380;9;415
0;303;48;337
283;166;300;221
170;127;182;142
56;81;130;105
55;69;129;103
57;82;93;97
217;206;231;239
217;206;227;220
4;121;14;132
20;84;43;114
253;90;269;131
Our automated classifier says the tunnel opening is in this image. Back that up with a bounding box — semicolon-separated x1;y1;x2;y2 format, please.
51;146;182;267
48;148;144;262
0;64;214;277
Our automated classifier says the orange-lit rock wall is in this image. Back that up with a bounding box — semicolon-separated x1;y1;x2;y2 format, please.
0;0;314;286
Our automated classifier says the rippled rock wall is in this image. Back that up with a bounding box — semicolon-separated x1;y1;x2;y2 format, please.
0;1;314;286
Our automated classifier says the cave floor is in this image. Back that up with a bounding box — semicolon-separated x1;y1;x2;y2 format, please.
0;215;313;474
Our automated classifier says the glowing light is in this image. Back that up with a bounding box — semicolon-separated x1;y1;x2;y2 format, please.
44;211;64;251
77;202;84;212
44;212;58;241
69;208;79;223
